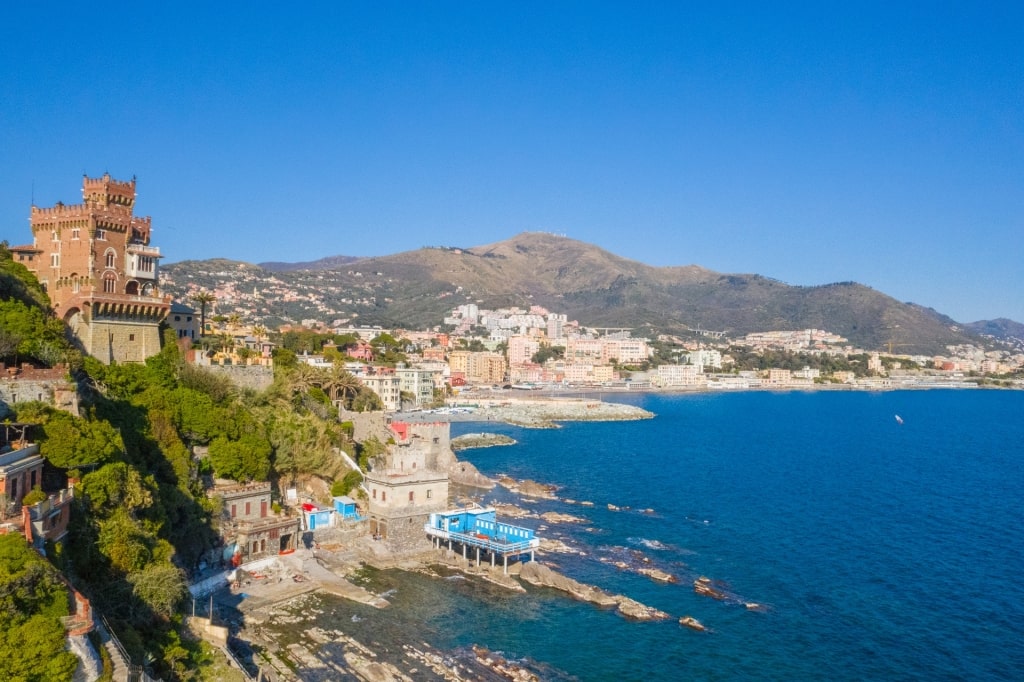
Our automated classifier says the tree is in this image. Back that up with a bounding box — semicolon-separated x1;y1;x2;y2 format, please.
20;486;46;506
217;333;235;355
531;344;565;364
351;386;384;413
323;366;362;406
0;534;79;682
33;410;124;470
189;290;216;337
208;434;272;482
127;563;187;619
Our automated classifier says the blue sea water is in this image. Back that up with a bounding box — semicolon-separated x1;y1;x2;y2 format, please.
322;390;1024;680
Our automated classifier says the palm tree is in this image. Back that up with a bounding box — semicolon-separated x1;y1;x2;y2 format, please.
323;366;362;406
189;291;216;338
217;333;235;356
286;363;323;395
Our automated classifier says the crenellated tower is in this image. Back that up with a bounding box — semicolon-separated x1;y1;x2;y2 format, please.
12;173;169;363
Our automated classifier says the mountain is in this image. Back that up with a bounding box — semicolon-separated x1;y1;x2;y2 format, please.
160;232;992;354
258;255;361;272
965;318;1024;353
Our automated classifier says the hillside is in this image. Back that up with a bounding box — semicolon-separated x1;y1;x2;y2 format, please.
160;232;990;354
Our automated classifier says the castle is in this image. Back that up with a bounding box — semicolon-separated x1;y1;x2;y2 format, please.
11;174;169;363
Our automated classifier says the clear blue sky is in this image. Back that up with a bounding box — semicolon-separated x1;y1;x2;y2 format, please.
2;2;1022;323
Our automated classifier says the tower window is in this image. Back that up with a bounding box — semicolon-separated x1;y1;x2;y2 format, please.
105;251;115;268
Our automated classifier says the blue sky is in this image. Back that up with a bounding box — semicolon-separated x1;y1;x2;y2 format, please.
2;2;1022;323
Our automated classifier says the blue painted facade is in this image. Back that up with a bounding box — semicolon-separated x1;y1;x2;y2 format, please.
426;507;538;555
333;495;365;522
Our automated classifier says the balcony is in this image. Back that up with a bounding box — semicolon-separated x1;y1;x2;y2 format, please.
126;242;162;257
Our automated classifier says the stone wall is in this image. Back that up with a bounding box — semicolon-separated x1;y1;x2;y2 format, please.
80;319;163;364
0;365;79;417
205;365;274;392
377;510;434;554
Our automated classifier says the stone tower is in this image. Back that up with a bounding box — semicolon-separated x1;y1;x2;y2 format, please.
364;422;451;553
16;174;169;363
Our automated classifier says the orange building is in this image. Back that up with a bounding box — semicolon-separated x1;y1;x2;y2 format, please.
11;174;169;363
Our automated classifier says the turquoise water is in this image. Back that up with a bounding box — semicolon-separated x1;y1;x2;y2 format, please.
319;390;1024;680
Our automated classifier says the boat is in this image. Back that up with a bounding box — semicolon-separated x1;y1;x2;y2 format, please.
895;414;904;425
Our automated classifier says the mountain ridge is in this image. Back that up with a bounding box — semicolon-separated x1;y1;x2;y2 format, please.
160;232;1013;354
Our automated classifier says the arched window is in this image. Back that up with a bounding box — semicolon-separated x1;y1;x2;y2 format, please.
103;274;116;294
105;250;115;268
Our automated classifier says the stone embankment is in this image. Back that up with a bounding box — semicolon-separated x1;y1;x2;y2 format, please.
399;396;654;428
474;397;654;428
450;433;517;450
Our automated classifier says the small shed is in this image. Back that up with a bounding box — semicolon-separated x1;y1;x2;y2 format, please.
332;496;364;522
301;503;333;531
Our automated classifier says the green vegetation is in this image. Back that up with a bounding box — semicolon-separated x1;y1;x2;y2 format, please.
530;344;565;364
0;534;79;682
0;251;370;678
0;243;81;369
724;347;872;376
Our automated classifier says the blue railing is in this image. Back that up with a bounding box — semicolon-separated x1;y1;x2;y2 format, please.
425;526;538;554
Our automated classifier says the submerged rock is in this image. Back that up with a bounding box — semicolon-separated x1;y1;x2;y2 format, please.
679;616;707;632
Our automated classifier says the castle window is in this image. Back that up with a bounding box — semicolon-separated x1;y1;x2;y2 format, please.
72;228;80;240
51;231;58;241
426;489;433;499
96;229;107;240
50;253;59;267
408;491;414;502
105;251;115;268
103;276;115;293
129;334;135;341
382;492;386;502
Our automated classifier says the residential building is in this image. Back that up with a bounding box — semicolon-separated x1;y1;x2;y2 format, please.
508;336;540;366
212;481;300;565
656;364;703;387
14;174;169;363
360;373;402;411
396;367;435;407
168;302;200;342
0;432;44;511
686;349;722;370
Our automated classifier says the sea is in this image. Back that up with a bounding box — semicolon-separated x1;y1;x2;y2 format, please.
270;390;1024;680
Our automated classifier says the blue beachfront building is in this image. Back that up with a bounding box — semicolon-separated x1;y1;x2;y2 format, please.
425;506;540;573
332;495;364;522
